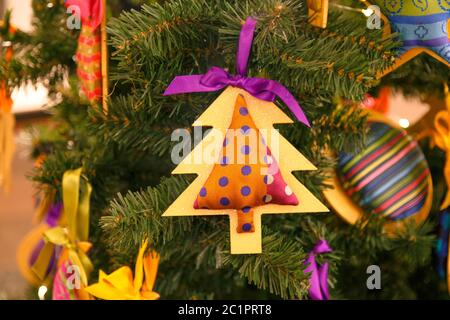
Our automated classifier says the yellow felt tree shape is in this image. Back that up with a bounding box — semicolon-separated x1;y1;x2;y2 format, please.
163;18;328;254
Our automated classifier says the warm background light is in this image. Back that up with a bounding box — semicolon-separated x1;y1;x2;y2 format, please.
398;118;410;129
38;285;47;300
5;0;50;115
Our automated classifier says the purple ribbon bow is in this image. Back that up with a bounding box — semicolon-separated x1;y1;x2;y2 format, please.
304;239;332;300
163;17;310;127
29;203;63;276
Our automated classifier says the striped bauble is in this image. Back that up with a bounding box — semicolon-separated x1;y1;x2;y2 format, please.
324;115;432;229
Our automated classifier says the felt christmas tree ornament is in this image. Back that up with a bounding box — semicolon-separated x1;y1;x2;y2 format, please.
162;17;328;254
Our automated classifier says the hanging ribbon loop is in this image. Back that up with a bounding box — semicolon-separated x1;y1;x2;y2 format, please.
163;17;310;127
304;239;332;300
235;17;257;76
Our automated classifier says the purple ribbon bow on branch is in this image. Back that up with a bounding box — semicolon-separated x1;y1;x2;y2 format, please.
304;239;332;300
29;203;63;276
163;17;310;127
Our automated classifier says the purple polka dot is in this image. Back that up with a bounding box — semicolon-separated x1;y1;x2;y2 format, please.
199;187;207;197
241;186;251;196
220;197;230;206
223;138;229;147
264;175;274;185
241;145;250;155
241;165;251;176
220;156;229;166
241;125;250;135
264;155;273;164
219;176;229;187
239;107;249;116
242;223;252;232
242;206;251;213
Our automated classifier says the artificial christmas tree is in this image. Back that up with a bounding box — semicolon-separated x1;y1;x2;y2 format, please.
3;0;449;300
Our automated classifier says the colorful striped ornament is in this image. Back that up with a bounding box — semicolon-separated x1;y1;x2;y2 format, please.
373;0;450;64
334;119;432;223
65;0;104;104
76;25;102;103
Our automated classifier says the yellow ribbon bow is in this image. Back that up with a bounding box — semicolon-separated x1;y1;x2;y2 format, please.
85;239;160;300
433;85;450;210
32;168;93;286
